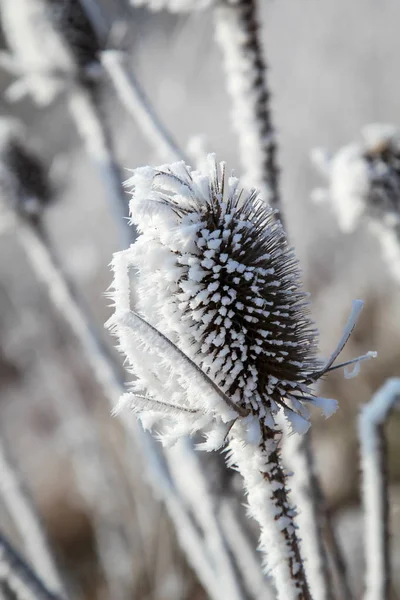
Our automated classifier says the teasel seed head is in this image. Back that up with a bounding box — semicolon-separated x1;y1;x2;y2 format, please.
108;156;349;445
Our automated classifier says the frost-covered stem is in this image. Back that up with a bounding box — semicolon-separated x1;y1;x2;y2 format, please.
0;532;62;600
219;499;274;600
0;440;65;597
101;51;186;163
282;430;334;600
228;422;311;600
359;378;400;600
66;84;131;247
12;216;241;600
214;0;279;209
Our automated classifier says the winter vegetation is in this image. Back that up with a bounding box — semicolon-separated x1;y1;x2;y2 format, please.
0;1;399;600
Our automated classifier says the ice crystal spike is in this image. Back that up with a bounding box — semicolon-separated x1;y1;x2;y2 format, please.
108;156;362;443
0;118;51;218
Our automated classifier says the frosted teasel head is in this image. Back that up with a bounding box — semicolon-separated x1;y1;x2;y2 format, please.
0;0;102;104
107;156;373;447
0;118;51;221
131;0;216;12
312;124;400;233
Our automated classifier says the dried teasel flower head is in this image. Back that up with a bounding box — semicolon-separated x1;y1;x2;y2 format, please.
0;0;102;104
312;124;400;233
107;156;373;447
131;0;216;12
0;118;51;220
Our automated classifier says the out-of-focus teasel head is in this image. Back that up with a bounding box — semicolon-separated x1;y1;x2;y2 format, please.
312;124;400;234
0;0;102;104
0;118;51;224
107;155;374;448
130;0;217;12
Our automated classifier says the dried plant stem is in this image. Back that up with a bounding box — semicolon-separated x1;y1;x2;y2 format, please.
282;429;335;600
214;0;279;209
0;532;62;600
101;50;186;163
0;440;64;597
12;215;247;600
228;422;311;600
66;84;131;247
359;378;400;600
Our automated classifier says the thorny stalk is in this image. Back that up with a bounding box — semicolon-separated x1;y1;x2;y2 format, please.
214;0;280;210
359;378;400;600
228;423;311;600
0;532;63;600
0;440;65;597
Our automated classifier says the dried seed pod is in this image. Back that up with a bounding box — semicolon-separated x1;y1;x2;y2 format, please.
108;156;343;444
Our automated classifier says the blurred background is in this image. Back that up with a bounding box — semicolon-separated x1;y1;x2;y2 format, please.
1;0;400;598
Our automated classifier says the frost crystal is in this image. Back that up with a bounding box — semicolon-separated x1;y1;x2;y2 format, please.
108;156;340;444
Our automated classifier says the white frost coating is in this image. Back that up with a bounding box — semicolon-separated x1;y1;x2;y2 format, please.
130;0;216;11
227;422;301;600
281;425;333;600
214;2;275;202
0;0;78;104
359;378;400;600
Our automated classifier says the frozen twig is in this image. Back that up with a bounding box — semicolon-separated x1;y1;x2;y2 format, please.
281;429;334;600
227;422;311;600
0;532;63;600
0;440;65;597
359;377;400;600
101;50;186;163
214;0;279;209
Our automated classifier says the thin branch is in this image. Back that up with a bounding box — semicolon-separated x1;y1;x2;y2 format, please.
214;0;280;210
227;421;311;600
0;532;63;600
0;441;65;598
101;50;187;163
281;429;335;600
359;377;400;600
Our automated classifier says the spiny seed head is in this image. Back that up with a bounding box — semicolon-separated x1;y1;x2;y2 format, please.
109;156;338;443
0;118;51;218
